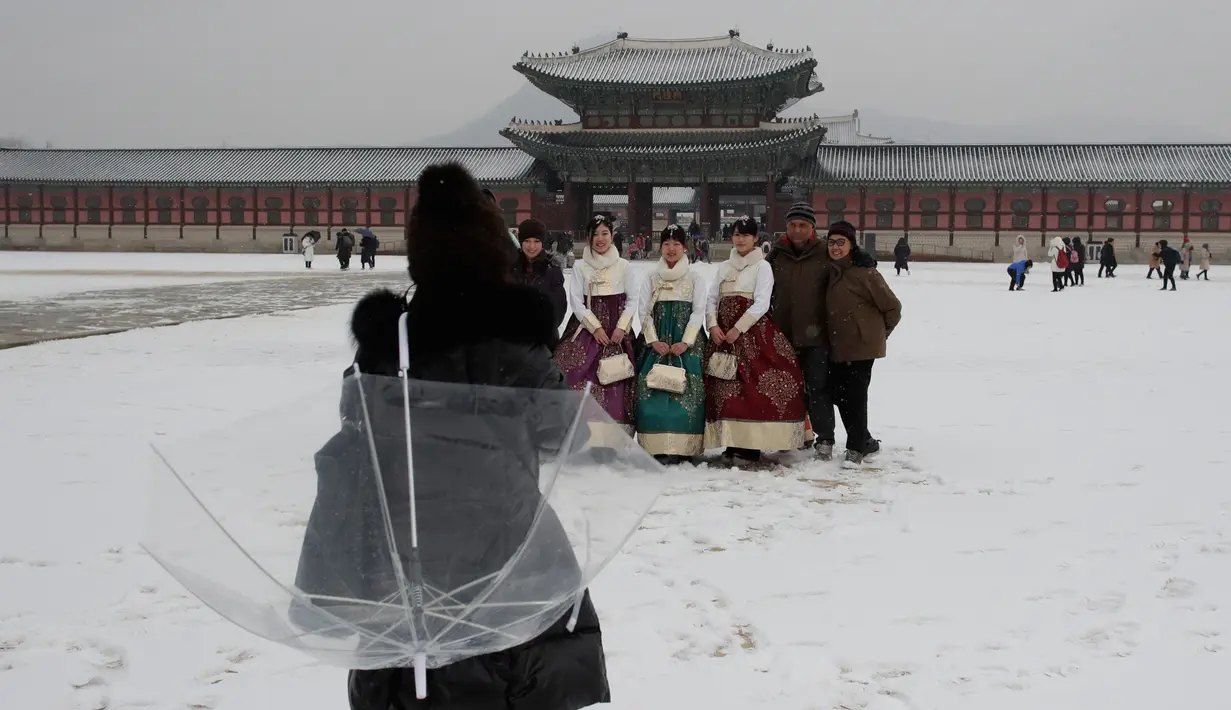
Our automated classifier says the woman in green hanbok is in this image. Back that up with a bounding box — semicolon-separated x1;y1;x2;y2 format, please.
635;224;708;464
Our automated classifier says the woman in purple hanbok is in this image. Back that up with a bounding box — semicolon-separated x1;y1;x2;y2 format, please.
554;215;639;444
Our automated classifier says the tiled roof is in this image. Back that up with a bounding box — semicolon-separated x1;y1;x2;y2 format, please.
0;147;545;185
593;187;697;206
816;112;894;146
796;144;1231;185
501;120;828;156
516;35;818;86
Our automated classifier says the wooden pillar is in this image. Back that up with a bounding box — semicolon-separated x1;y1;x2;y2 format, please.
143;186;150;239
1087;186;1096;239
404;185;412;241
764;178;775;234
178;186;185;240
1181;186;1190;239
902;185;911;239
3;183;8;240
993;187;1003;246
857;186;867;235
1134;186;1144;248
72;185;79;240
365;186;372;229
37;184;44;242
697;183;711;236
626;181;639;236
1040;186;1049;243
948;186;956;246
108;185;114;240
215;186;222;241
327;186;334;240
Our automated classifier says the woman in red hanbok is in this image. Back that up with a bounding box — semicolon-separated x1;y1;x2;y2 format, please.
704;216;805;463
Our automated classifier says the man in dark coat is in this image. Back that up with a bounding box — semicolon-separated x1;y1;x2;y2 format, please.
766;206;875;461
301;164;609;710
1158;239;1180;291
512;218;567;328
336;229;355;270
893;237;911;275
1098;238;1118;278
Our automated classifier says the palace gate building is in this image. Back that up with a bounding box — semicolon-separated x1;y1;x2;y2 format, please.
3;32;1230;262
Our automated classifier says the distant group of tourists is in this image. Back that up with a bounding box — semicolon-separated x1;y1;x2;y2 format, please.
298;228;380;271
1148;237;1211;290
1004;233;1214;292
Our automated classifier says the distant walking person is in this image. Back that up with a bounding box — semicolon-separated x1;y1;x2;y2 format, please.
1197;243;1211;280
335;229;354;271
893;237;911;275
1070;237;1086;286
1147;242;1163;279
1048;236;1068;291
1179;237;1195;279
1158;239;1180;291
1012;235;1029;263
1098;238;1117;278
1062;237;1075;286
300;232;316;269
358;230;380;270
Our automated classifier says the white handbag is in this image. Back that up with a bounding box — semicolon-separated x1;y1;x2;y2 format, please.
597;347;635;385
647;354;687;394
707;350;738;380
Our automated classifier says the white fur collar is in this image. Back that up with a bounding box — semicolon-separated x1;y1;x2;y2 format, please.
724;247;765;279
582;245;620;271
656;257;690;282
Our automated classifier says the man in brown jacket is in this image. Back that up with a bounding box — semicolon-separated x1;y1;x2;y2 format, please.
825;220;902;462
768;203;876;460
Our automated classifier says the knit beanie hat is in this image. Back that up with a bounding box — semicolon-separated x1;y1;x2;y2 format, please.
517;218;546;243
660;223;686;246
785;202;816;226
827;220;857;240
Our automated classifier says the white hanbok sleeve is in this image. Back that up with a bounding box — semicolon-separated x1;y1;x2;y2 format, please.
733;261;773;333
616;261;637;333
568;268;602;333
705;266;723;331
638;274;659;344
684;272;707;346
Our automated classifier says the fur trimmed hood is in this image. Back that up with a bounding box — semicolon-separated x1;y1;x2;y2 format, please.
349;282;560;375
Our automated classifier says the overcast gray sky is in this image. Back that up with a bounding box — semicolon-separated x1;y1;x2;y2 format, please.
2;0;1228;148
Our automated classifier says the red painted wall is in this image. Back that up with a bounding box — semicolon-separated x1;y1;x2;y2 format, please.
370;188;407;227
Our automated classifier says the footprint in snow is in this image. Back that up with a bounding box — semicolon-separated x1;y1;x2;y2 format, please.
1159;577;1198;599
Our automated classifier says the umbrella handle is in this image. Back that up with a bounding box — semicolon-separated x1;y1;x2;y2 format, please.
565;594;584;632
398;312;410;373
414;652;427;699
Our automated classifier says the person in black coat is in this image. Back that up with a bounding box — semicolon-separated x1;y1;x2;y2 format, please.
1098;238;1117;278
336;229;355;270
893;237;911;275
326;163;610;710
512;218;567;329
1157;239;1180;291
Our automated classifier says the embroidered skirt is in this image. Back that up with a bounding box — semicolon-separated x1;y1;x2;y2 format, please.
554;292;636;445
703;295;805;451
635;300;705;457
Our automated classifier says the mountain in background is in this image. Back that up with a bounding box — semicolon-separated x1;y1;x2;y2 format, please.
421;71;1228;147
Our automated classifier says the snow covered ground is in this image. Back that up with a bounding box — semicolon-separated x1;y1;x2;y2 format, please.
1;262;1228;710
0;251;327;300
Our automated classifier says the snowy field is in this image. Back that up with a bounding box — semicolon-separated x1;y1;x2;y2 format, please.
0;251;325;300
1;261;1229;710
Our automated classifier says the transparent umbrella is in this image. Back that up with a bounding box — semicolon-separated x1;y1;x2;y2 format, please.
142;314;664;698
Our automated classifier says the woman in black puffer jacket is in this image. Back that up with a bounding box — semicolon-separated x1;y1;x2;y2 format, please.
301;163;609;710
